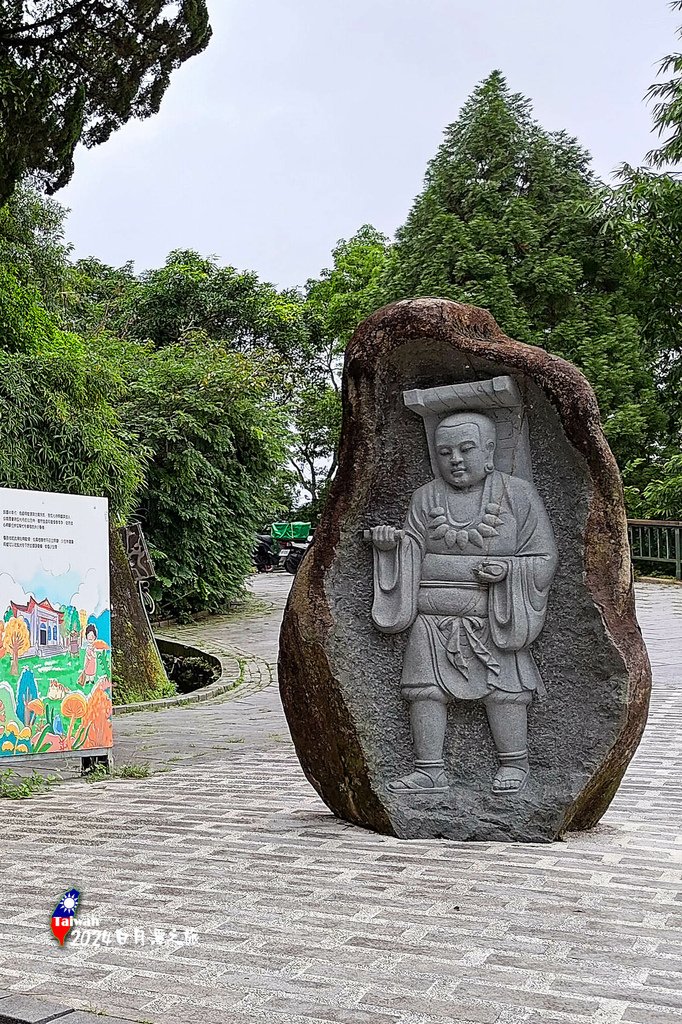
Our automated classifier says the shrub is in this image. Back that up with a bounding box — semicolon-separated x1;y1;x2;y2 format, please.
120;342;288;619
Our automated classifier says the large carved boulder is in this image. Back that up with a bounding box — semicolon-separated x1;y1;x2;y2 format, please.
279;299;651;842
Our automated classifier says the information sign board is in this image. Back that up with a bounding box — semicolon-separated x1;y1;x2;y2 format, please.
0;488;112;759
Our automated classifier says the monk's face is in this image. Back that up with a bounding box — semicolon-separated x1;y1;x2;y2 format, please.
435;423;491;488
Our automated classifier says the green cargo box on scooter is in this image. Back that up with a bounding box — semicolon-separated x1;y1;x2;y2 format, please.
271;522;311;541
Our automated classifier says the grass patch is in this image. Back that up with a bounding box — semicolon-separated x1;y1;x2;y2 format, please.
0;767;60;799
82;763;111;783
117;763;151;779
83;761;152;782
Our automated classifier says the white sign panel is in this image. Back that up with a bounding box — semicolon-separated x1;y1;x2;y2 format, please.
0;488;112;759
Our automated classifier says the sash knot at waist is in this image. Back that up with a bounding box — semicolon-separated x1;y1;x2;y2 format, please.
439;615;500;681
417;583;489;617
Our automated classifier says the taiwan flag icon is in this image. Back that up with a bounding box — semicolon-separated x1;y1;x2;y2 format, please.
50;889;81;946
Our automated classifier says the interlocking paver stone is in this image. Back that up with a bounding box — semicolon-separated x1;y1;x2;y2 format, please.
0;993;73;1022
0;575;681;1024
56;1016;139;1024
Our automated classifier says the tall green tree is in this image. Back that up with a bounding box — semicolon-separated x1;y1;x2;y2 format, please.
381;71;664;468
0;249;170;703
289;381;342;511
305;225;389;382
62;256;136;338
0;1;211;203
605;167;682;407
293;226;389;509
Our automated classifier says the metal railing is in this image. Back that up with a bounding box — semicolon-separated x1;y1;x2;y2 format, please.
628;519;682;580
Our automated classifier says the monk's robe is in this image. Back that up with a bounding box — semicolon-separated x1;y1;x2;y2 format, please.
370;471;558;702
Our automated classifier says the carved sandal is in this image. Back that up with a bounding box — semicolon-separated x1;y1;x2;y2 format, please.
387;768;448;794
492;750;529;796
492;766;529;795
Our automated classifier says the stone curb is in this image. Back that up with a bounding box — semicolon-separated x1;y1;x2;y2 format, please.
634;573;682;586
112;635;243;716
0;992;138;1024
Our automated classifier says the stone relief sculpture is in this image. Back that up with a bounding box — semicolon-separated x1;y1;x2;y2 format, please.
281;299;650;841
367;376;558;796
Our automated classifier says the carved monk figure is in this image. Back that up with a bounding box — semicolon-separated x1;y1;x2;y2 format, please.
369;411;558;795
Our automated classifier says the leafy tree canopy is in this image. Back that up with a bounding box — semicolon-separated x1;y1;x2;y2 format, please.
289;381;342;511
0;182;70;302
62;255;136;338
131;249;310;355
62;248;313;361
605;166;682;407
0;263;143;520
117;340;289;619
292;226;389;507
0;1;211;203
305;225;389;373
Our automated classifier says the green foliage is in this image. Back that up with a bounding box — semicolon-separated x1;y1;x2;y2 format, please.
0;267;143;520
118;342;288;619
0;350;142;521
117;762;151;778
0;2;212;203
82;762;112;782
381;71;664;469
604;166;682;426
296;226;389;505
123;249;310;355
625;453;682;520
0;767;60;799
646;1;682;167
305;225;389;361
0;264;58;351
63;257;137;339
82;762;154;782
290;381;342;508
0;183;70;304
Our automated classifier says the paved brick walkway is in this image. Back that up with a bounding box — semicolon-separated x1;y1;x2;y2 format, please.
0;576;680;1024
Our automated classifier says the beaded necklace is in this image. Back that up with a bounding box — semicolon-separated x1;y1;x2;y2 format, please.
427;480;504;550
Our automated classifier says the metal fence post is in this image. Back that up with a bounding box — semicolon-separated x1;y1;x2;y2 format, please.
676;526;682;581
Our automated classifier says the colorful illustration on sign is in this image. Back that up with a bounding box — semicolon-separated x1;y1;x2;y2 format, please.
51;888;81;946
0;490;112;758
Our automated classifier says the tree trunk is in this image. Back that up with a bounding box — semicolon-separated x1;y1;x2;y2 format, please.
109;524;170;705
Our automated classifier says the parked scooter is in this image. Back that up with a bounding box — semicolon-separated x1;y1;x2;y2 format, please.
277;538;310;574
253;532;279;573
270;521;313;574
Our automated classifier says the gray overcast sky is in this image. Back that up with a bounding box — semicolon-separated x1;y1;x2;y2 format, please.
59;0;677;289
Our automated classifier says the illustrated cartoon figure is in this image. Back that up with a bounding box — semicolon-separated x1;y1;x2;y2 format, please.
69;629;80;658
368;383;558;797
46;679;69;701
83;623;98;685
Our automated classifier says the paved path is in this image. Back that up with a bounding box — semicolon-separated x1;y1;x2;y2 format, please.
0;576;680;1024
